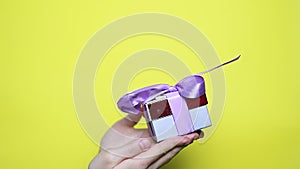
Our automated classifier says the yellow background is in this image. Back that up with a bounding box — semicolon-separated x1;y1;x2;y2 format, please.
1;0;300;169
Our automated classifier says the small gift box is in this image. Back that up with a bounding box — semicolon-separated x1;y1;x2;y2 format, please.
144;91;211;142
117;75;212;142
117;55;240;142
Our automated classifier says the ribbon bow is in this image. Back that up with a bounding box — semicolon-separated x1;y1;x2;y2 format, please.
117;55;240;114
117;75;205;114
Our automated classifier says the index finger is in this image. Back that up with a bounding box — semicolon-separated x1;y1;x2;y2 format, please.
117;112;143;128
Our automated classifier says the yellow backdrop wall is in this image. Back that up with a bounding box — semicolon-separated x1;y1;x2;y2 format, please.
1;1;299;169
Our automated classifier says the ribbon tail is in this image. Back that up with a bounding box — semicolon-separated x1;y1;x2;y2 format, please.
198;55;240;75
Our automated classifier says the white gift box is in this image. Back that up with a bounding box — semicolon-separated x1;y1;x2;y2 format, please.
143;91;211;142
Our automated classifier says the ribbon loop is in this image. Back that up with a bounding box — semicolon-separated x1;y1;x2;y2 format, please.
175;75;205;98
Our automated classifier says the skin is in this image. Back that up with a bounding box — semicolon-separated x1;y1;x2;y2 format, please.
89;113;203;169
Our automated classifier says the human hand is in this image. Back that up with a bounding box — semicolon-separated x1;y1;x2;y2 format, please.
89;113;203;169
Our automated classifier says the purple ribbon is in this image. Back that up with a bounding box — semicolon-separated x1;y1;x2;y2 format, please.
117;75;205;114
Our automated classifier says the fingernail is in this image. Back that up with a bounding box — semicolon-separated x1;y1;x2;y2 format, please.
139;139;151;151
193;134;200;140
199;131;204;138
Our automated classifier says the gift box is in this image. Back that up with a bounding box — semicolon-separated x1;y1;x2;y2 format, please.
117;75;212;142
143;91;211;142
117;56;241;142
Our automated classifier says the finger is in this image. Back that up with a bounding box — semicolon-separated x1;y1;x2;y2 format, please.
113;132;200;169
147;132;203;169
103;138;154;160
117;113;143;128
131;134;196;168
147;147;184;169
113;147;184;169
